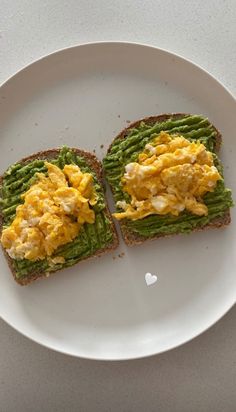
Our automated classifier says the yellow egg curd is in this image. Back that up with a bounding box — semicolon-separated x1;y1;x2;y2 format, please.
113;132;221;221
1;162;97;261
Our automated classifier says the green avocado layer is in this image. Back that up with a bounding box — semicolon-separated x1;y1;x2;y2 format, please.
103;114;233;238
0;147;114;279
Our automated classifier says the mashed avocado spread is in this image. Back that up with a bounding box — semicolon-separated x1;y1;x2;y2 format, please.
103;115;233;237
0;147;114;279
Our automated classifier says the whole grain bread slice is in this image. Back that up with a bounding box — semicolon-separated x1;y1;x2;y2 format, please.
106;113;231;246
0;148;119;285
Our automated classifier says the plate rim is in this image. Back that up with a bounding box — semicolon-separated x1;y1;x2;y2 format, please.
1;40;235;101
0;41;235;360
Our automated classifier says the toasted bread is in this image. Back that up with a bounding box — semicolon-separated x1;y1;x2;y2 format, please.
0;148;118;285
104;113;231;246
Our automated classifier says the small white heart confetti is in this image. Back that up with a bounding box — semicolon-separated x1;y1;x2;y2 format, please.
145;272;157;286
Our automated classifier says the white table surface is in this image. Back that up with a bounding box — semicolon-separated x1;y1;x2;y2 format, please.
0;1;235;411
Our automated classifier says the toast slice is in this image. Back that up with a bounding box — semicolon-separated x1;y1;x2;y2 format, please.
0;147;118;285
103;113;233;246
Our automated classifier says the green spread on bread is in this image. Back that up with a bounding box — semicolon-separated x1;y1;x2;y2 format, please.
103;114;233;238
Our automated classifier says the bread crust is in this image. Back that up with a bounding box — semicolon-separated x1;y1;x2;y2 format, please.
106;113;230;246
0;148;119;285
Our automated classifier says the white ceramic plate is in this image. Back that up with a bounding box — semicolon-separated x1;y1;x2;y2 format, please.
0;42;235;360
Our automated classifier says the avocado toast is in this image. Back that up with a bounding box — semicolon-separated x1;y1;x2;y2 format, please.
0;147;118;285
103;114;233;245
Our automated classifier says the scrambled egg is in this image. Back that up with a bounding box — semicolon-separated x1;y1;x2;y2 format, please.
1;162;97;261
113;132;221;220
